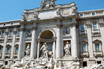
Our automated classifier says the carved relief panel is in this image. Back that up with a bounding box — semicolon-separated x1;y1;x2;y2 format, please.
25;30;32;38
63;26;70;35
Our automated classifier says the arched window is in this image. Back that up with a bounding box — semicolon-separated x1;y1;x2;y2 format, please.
0;45;3;53
6;44;11;54
81;41;88;53
80;24;85;32
8;30;13;37
14;44;19;54
16;29;20;37
0;31;5;38
93;40;102;52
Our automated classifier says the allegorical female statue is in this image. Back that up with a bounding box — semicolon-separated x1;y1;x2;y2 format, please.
25;44;30;56
64;42;71;56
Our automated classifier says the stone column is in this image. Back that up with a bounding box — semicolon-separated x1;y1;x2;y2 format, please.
86;23;94;58
37;40;40;59
30;27;37;59
56;21;63;58
71;24;78;58
18;25;25;59
52;41;56;58
99;22;104;56
11;28;16;58
2;29;8;59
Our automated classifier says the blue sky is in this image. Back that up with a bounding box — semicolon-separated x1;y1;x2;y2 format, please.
0;0;104;22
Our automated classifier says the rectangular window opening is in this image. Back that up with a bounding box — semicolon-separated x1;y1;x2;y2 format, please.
97;61;101;64
83;61;87;67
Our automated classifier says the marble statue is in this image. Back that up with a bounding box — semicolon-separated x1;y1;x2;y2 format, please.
47;57;54;69
22;14;27;21
40;42;48;58
64;42;71;56
34;12;39;20
56;8;62;16
40;0;56;9
50;0;56;7
40;1;46;9
25;44;30;56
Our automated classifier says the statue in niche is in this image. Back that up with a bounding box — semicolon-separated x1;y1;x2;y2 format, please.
25;44;30;56
64;42;71;56
40;42;48;58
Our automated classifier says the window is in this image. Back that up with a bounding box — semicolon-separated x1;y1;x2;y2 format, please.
16;30;20;37
6;46;11;53
82;44;87;52
83;61;87;67
80;24;85;32
97;61;101;64
95;43;100;52
92;23;97;30
8;30;13;37
5;61;8;65
92;12;96;15
80;14;83;16
15;46;18;54
0;31;5;38
0;46;3;53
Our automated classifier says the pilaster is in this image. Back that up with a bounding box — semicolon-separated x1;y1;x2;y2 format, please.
18;25;25;59
86;23;94;58
52;41;56;58
11;28;16;59
37;40;40;59
99;22;104;56
2;29;8;59
30;26;37;59
71;23;78;58
56;20;63;58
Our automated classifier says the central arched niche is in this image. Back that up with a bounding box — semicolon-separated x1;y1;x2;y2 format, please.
39;30;54;58
40;30;53;39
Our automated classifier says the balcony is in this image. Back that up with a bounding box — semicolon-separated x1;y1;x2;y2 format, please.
7;39;12;43
81;51;89;57
14;53;18;59
92;29;100;36
0;39;4;43
15;38;20;42
94;51;103;57
80;30;87;35
25;37;32;41
0;36;5;39
5;53;11;58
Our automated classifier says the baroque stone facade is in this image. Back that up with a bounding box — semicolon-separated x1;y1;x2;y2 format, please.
0;1;104;69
